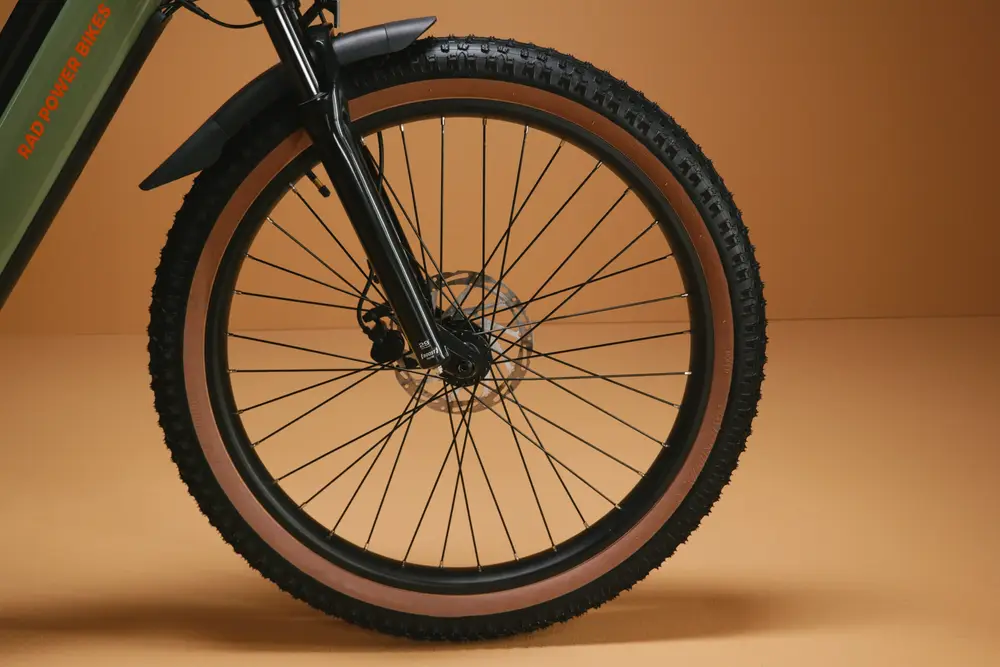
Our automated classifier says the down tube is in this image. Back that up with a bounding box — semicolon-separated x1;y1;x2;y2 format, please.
0;0;163;307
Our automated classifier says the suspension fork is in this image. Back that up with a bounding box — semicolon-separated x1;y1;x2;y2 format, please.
248;1;473;373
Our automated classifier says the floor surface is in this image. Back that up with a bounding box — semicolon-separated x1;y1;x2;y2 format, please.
0;317;997;665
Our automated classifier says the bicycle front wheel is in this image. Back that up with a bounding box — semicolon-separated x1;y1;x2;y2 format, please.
148;36;767;640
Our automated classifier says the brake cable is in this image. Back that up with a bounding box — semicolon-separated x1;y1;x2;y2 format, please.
170;0;263;29
170;0;339;30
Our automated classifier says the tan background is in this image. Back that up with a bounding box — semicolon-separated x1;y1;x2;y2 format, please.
1;0;999;334
2;3;999;665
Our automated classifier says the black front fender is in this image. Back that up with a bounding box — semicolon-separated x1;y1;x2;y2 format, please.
138;16;436;191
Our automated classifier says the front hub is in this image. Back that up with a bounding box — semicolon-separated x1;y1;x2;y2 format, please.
436;316;492;387
393;271;535;414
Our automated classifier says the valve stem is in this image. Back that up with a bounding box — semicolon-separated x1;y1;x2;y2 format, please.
305;169;331;197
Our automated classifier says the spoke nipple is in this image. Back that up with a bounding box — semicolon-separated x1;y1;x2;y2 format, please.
685;371;692;376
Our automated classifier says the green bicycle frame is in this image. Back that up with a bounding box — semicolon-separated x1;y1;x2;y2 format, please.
0;0;458;372
0;0;167;308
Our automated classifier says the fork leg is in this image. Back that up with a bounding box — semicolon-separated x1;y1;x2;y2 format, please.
248;0;470;371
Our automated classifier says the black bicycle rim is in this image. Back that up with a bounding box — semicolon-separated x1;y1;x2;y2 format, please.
203;97;716;596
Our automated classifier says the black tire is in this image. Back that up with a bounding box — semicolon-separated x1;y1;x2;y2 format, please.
148;35;767;641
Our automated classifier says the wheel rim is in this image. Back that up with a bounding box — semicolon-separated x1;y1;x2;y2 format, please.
185;78;734;616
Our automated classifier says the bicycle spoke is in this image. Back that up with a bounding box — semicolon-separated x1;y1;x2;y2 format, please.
494;377;588;529
497;220;661;360
490;188;628;335
459;438;479;567
508;126;529;232
403;389;475;564
494;376;556;549
482;371;690;381
399;124;429;276
509;140;565;231
479;161;603;314
486;162;605;306
266;216;365;298
327;381;427;533
287;182;387;301
454;137;565;312
227;332;373;366
245;254;382;308
363;378;428;550
481;118;488;328
520;330;691;361
460;386;621;509
230;366;411;374
481;187;629;346
485;254;673;318
237;365;379;415
275;386;448;478
487;125;529;331
252;368;382;448
476;292;689;335
440;390;478;568
460;383;518;560
491;348;663;445
500;337;682;408
233;289;356;311
509;398;644;476
300;431;384;509
439;117;445;311
377;366;440;381
379;175;474;320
